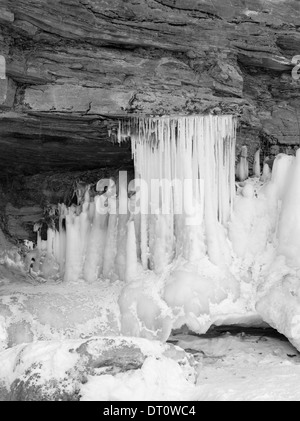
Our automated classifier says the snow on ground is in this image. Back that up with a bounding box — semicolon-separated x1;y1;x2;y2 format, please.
79;355;197;401
82;332;300;401
1;331;300;401
0;335;197;401
172;333;300;401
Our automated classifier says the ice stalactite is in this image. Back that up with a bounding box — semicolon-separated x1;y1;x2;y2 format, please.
228;183;259;259
277;151;300;267
261;162;271;183
125;220;138;282
118;115;237;270
115;172;130;281
83;195;108;283
58;205;66;275
64;207;84;282
261;154;295;237
36;115;236;286
254;149;261;177
34;223;43;251
102;197;118;280
116;115;239;339
236;145;249;182
46;228;55;257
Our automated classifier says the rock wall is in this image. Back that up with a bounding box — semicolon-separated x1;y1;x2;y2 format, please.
0;165;134;241
0;0;299;142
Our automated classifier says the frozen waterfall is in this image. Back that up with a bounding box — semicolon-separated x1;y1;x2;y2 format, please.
35;115;237;284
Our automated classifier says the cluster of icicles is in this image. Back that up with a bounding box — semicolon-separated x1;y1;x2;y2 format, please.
236;146;271;183
36;115;237;283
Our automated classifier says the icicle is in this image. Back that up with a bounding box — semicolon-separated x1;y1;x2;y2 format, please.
54;230;60;262
278;149;300;267
46;228;55;256
125;219;138;281
34;223;43;252
236;145;249;182
64;211;81;282
37;230;42;251
114;171;129;280
118;115;237;270
83;195;108;283
58;204;67;276
64;207;84;283
79;203;91;266
102;197;118;279
253;149;261;177
261;162;271;183
115;211;129;281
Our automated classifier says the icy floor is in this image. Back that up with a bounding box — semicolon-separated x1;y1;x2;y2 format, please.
171;331;300;401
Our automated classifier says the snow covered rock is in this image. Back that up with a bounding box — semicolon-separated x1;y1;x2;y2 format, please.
0;337;197;401
256;259;300;352
254;151;300;351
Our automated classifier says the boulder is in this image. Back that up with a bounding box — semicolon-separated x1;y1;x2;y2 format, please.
0;336;196;401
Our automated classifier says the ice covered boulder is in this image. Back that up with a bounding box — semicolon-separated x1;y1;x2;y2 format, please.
256;259;300;352
0;337;196;401
255;151;300;352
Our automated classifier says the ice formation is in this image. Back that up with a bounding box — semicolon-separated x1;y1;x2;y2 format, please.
253;149;261;177
0;336;197;401
19;115;239;340
228;150;300;351
120;115;237;264
5;113;300;352
236;145;249;182
116;116;241;339
32;116;237;282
